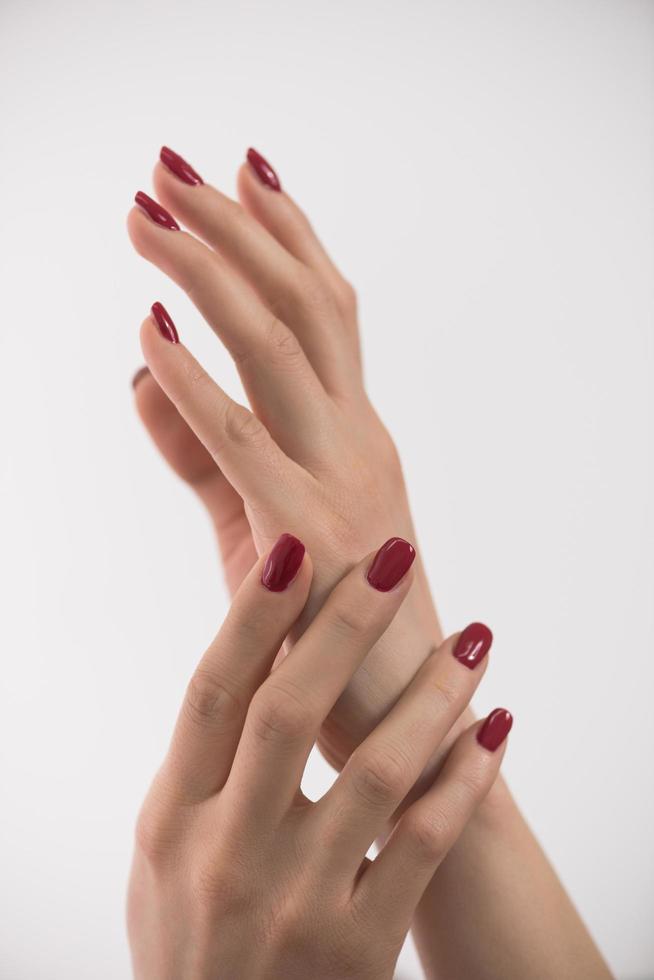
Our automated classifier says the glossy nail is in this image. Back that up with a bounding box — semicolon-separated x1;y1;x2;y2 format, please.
160;146;203;186
151;302;179;344
367;537;416;592
261;533;305;592
131;366;150;389
453;622;493;670
135;191;180;230
246;147;282;192
477;708;513;752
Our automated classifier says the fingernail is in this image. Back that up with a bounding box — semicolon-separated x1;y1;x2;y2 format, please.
132;366;150;389
453;622;493;670
135;191;180;230
246;147;282;192
367;537;416;592
477;708;513;752
160;146;203;186
261;533;305;592
151;302;179;344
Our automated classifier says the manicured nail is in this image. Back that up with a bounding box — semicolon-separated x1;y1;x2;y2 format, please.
151;302;179;344
160;146;203;186
261;533;305;592
134;191;180;230
477;708;513;752
453;622;493;670
132;366;150;389
246;147;282;192
367;537;416;592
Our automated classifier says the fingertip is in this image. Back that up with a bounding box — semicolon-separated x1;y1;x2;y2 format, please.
131;365;150;391
152;158;180;201
140;312;169;366
236;159;257;198
126;204;152;258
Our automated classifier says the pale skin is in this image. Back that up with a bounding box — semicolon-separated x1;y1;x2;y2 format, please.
128;537;508;979
128;149;613;979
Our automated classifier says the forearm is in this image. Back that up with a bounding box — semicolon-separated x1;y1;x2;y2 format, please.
412;776;613;979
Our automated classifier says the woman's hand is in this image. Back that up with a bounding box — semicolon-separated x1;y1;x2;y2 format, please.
128;532;510;980
129;147;447;775
129;150;613;980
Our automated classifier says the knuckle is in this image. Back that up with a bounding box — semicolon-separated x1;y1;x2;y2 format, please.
249;679;315;745
295;268;333;317
328;597;376;641
177;364;214;413
262;315;304;367
431;676;461;711
378;430;403;474
404;805;454;860
455;758;488;799
183;669;242;730
191;859;248;915
222;401;267;449
366;416;404;479
134;808;165;863
350;746;407;809
337;279;358;316
134;791;183;865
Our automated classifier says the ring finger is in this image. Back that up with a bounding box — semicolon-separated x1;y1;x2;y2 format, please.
315;623;493;873
152;151;357;396
127;198;332;466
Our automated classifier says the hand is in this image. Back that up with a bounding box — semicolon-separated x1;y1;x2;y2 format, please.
128;147;447;774
128;532;510;980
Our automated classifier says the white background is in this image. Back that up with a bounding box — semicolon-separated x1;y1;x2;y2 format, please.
1;1;652;977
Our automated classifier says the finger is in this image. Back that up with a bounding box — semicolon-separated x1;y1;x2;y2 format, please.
139;306;310;515
153;151;357;396
315;623;493;874
226;537;416;820
162;534;311;802
132;367;256;595
237;151;361;362
355;710;513;937
127;197;332;465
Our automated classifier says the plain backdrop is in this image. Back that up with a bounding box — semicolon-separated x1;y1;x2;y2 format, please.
1;1;652;978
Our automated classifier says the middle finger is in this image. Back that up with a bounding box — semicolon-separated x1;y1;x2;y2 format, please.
153;152;357;397
128;197;332;466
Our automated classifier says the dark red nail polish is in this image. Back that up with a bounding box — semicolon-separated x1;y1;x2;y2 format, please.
261;533;305;591
160;146;203;186
151;302;179;344
367;537;416;592
132;366;150;389
135;191;180;230
477;708;513;752
453;622;493;670
246;147;282;192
